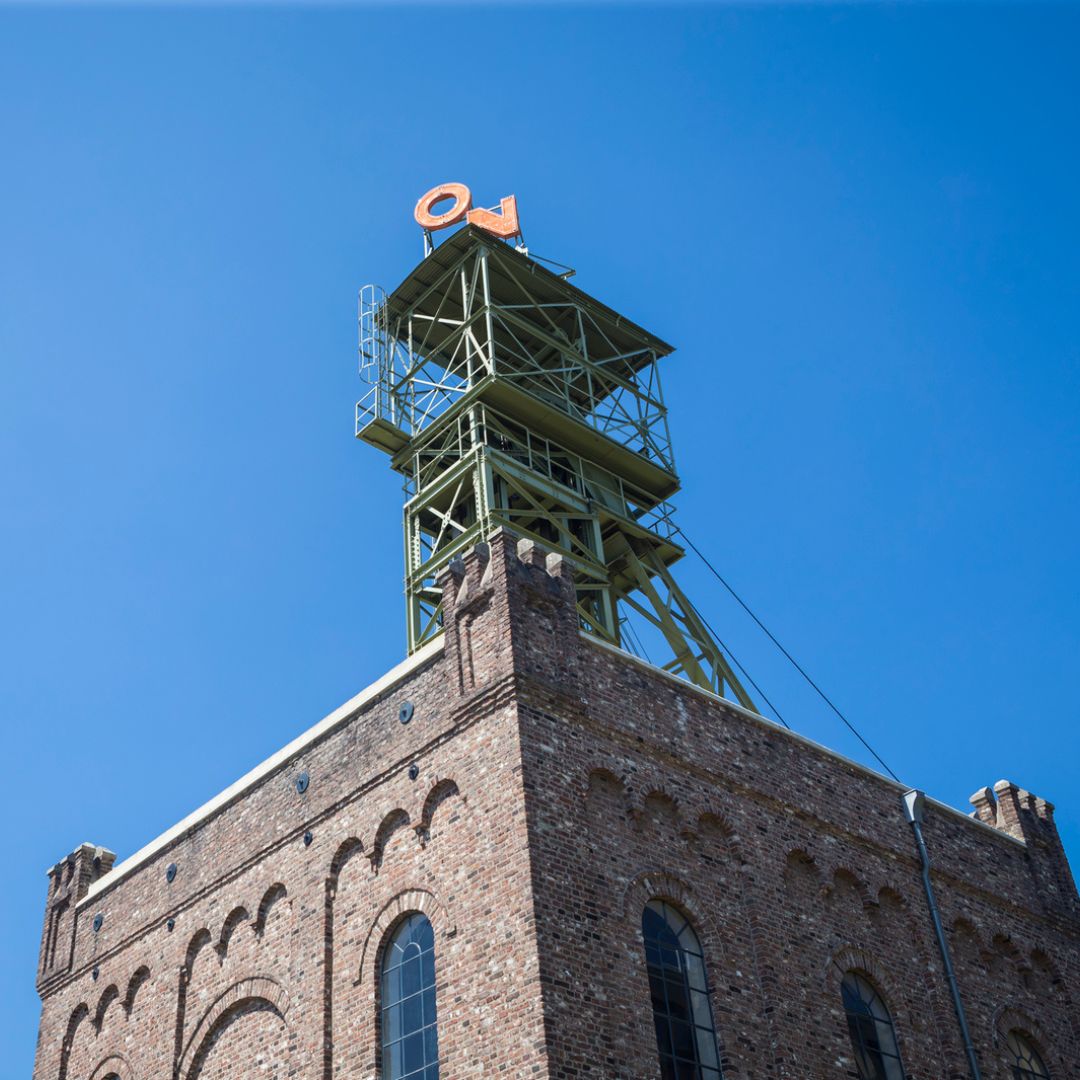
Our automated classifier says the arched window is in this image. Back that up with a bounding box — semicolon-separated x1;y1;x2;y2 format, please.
380;913;439;1080
841;971;906;1080
641;899;722;1080
1006;1030;1051;1079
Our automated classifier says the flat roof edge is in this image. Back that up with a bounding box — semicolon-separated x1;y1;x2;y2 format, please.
579;632;1024;848
79;638;445;908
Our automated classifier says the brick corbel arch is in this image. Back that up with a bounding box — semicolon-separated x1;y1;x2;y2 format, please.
357;887;456;986
89;1054;136;1080
177;975;290;1080
57;1002;89;1080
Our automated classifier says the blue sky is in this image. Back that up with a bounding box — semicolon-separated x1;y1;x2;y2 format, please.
3;2;1078;1068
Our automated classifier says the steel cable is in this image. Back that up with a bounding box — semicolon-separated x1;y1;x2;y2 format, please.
677;527;902;783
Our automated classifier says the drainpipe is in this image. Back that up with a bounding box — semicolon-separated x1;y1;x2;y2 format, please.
901;789;982;1080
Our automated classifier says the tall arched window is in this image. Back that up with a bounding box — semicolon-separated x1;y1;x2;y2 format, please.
380;912;439;1080
841;971;906;1080
1006;1030;1051;1079
641;899;722;1080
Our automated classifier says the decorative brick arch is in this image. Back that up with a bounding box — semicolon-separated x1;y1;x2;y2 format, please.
619;869;738;1077
89;1053;136;1080
57;1002;89;1080
124;966;151;1015
823;944;921;1078
93;983;121;1032
782;847;827;896
178;976;290;1080
369;808;412;870
695;810;742;854
417;778;461;839
992;1003;1068;1078
823;944;896;999
828;866;876;911
584;768;633;823
357;887;456;985
875;884;915;918
254;883;288;937
619;868;732;978
328;836;365;892
217;905;251;956
183;927;214;977
639;786;684;814
621;870;713;934
583;766;628;797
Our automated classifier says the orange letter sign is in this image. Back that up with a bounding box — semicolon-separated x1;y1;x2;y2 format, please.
466;195;521;240
414;183;472;231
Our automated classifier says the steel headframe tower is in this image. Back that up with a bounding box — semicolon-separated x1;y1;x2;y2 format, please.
356;224;755;709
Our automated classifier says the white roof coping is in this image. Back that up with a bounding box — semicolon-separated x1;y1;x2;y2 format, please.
79;625;1021;911
580;632;1024;847
79;638;445;908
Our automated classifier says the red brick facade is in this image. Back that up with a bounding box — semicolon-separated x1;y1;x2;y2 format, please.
32;529;1080;1079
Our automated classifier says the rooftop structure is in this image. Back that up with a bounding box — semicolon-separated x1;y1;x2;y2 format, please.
356;223;754;707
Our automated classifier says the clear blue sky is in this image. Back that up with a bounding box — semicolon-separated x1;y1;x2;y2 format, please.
3;2;1078;1068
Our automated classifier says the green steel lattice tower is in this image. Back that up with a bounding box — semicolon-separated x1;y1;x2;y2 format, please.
356;224;754;708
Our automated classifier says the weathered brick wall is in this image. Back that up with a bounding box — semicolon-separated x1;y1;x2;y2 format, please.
32;529;1079;1079
32;539;549;1080
488;534;1080;1079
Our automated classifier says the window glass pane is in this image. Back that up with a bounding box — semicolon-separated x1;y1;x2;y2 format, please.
872;1017;901;1057
665;906;688;936
422;986;437;1027
685;955;709;994
696;1028;719;1069
402;953;423;997
402;1031;425;1073
665;977;691;1019
421;944;436;986
381;913;439;1080
402;993;423;1033
1007;1030;1051;1079
642;900;723;1080
382;964;400;1004
382;1002;404;1044
841;972;906;1080
691;989;715;1036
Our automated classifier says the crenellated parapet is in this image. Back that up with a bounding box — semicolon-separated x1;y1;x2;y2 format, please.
37;843;115;996
437;527;582;703
970;781;1079;917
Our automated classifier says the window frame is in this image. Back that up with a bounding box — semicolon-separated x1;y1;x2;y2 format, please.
1006;1029;1052;1080
840;970;907;1080
641;898;723;1080
378;911;440;1080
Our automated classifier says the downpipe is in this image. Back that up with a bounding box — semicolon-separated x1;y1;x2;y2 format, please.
901;789;983;1080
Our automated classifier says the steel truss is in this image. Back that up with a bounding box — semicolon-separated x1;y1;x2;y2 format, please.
357;226;755;710
357;231;672;470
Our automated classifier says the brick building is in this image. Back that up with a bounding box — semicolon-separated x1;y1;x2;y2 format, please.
32;223;1080;1080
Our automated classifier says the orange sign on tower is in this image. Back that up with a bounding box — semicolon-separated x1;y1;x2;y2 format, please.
414;183;521;241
